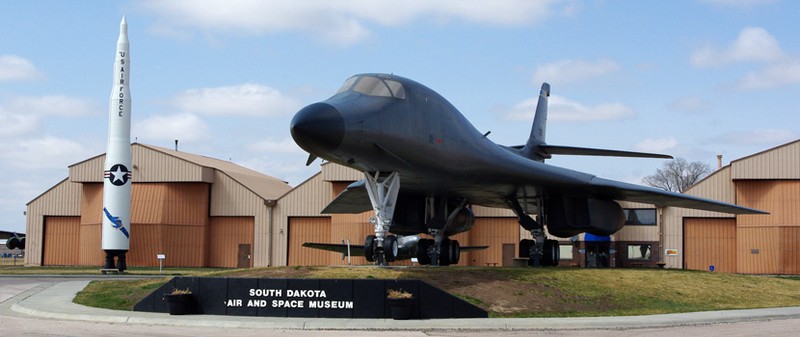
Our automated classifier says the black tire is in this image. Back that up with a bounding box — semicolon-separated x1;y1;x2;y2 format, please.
449;240;461;265
519;239;533;258
416;239;432;265
439;238;452;266
542;239;560;267
6;237;19;250
364;235;376;262
384;235;398;262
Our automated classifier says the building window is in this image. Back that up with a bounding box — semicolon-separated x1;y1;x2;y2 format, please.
623;209;657;226
559;244;573;260
627;244;652;260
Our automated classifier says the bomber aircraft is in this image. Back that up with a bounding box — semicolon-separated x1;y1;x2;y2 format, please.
290;73;764;267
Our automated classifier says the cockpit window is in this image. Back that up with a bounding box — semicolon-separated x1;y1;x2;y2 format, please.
336;75;406;99
384;80;406;99
353;76;392;97
335;76;358;94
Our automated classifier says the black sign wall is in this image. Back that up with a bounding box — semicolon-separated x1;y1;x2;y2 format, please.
134;277;487;319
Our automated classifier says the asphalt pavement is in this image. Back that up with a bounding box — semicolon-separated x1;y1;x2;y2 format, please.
2;276;800;331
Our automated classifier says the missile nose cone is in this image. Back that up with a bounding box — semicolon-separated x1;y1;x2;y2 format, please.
290;102;345;155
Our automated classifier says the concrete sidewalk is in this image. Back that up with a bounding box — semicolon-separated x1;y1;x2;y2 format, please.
8;280;800;331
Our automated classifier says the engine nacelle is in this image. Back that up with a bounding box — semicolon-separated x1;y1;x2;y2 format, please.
545;196;625;238
444;206;475;236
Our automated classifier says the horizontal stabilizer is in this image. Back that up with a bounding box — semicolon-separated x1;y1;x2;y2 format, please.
302;242;366;256
460;245;489;252
321;180;372;214
540;145;673;159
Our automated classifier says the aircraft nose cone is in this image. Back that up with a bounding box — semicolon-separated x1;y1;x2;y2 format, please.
290;102;345;154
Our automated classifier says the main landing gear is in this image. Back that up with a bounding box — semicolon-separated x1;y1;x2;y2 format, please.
362;172;400;266
508;198;559;267
361;171;465;266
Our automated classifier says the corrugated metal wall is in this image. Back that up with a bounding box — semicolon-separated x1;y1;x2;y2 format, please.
25;179;81;266
42;217;80;266
287;217;332;266
736;226;800;274
683;218;736;273
208;216;254;268
737;180;800;227
69;144;215;183
464;218;519;266
781;227;800;274
272;171;334;266
329;212;373;265
64;182;212;267
731;140;800;180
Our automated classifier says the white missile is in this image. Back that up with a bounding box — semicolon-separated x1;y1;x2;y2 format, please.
101;16;132;271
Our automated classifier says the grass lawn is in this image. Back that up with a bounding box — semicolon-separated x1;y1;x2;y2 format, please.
71;266;800;317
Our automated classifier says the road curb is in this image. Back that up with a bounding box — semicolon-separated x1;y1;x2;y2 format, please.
7;279;800;331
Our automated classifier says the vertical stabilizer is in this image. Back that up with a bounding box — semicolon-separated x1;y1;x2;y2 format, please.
527;83;549;147
519;83;550;161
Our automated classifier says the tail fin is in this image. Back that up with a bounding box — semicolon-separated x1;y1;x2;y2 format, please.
518;83;550;161
517;83;672;162
527;83;550;148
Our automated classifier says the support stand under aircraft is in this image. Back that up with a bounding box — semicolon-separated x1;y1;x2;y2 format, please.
292;73;765;267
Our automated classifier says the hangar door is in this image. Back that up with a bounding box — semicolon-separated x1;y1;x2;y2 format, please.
288;217;332;266
42;216;80;266
684;218;736;273
208;216;254;268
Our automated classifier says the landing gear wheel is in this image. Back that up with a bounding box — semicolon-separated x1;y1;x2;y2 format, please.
542;239;560;267
527;246;541;267
364;235;376;262
449;240;461;265
438;239;450;266
384;235;398;262
519;239;533;258
417;239;432;265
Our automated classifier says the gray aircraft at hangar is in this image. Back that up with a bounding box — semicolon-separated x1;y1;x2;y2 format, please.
290;73;764;267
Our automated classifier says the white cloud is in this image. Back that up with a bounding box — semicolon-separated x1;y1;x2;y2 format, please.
533;59;620;84
0;95;95;137
0;55;43;81
171;84;301;117
549;95;636;122
7;95;95;117
504;94;636;123
0;136;92;169
691;27;784;67
0;112;37;137
141;0;565;46
249;137;304;154
711;129;796;146
134;113;211;143
635;137;678;153
737;59;800;89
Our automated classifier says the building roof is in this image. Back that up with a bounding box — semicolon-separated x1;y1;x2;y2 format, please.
685;138;800;194
64;143;292;201
136;143;292;200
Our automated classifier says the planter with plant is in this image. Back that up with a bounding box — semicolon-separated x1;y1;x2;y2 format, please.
386;289;414;320
164;288;194;315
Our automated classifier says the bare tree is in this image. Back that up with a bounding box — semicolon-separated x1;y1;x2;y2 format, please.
642;158;711;193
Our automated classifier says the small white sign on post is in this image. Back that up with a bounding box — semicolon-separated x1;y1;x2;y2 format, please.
157;253;166;273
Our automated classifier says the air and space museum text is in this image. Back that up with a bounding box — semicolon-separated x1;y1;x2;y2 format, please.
226;288;354;309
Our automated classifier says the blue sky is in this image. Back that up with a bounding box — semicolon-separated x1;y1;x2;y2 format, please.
1;0;798;233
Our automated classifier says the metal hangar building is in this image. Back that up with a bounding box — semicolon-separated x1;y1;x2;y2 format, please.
25;143;292;268
23;139;800;274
